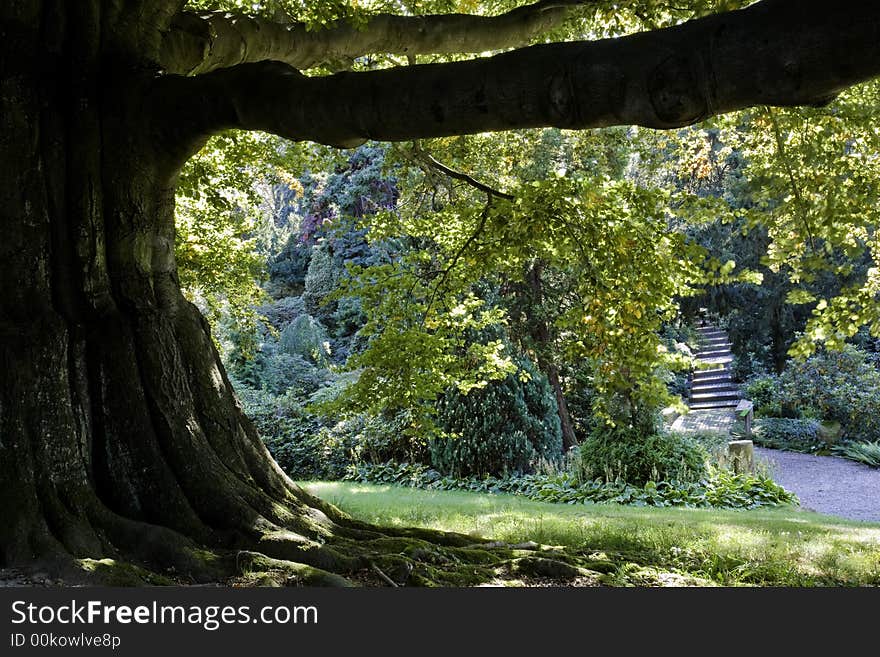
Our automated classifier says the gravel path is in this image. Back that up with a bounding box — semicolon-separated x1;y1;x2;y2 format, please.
755;447;880;523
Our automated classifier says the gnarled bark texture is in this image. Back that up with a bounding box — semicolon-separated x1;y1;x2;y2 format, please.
1;0;880;585
0;0;372;584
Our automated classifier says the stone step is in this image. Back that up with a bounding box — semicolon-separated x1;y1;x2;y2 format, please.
690;390;741;402
689;399;740;410
696;328;726;336
693;366;730;376
691;383;738;395
695;349;732;359
691;368;731;386
696;342;731;352
691;375;732;386
698;338;731;347
696;355;734;366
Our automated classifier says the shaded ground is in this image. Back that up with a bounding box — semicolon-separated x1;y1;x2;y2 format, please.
755;447;880;522
304;482;880;586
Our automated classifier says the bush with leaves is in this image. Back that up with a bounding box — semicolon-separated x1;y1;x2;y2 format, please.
354;411;430;465
235;387;325;477
777;346;880;441
744;373;785;417
752;418;825;454
280;313;331;365
267;235;312;297
431;359;562;477
228;337;330;397
578;426;708;486
344;461;797;510
831;441;880;468
268;423;359;481
675;430;731;466
258;296;306;330
302;242;341;321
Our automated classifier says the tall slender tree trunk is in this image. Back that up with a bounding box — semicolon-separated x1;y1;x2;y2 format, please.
524;263;578;452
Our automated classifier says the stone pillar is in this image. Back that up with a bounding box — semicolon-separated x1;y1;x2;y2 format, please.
727;440;755;474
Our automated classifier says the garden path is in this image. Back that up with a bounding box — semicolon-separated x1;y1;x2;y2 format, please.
755;447;880;523
670;324;880;523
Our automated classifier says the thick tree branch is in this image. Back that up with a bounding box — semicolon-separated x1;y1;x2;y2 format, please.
159;0;586;74
157;0;880;156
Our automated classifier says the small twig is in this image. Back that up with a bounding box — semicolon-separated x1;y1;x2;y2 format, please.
421;203;492;325
370;562;399;587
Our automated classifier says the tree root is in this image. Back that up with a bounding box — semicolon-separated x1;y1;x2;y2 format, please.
8;507;639;587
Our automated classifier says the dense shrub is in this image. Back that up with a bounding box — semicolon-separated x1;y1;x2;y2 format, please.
752;418;824;454
229;339;329;396
744;374;784;417
267;422;358;481
239;385;424;479
331;295;365;338
267;236;312;297
235;387;325;475
280;314;331;365
344;461;797;510
431;360;562;477
258;296;306;330
578;426;708;486
261;351;330;396
303;243;341;320
263;411;430;481
748;346;880;441
777;346;880;441
675;430;730;466
730;348;772;384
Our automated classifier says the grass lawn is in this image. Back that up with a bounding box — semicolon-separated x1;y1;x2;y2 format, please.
302;481;880;586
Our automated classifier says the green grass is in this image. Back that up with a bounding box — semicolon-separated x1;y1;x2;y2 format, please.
302;481;880;586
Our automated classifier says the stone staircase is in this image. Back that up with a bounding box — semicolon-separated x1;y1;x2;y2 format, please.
671;322;739;434
688;324;738;410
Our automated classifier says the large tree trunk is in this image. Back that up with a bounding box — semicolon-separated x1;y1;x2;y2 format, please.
0;2;378;586
0;1;589;588
0;0;338;580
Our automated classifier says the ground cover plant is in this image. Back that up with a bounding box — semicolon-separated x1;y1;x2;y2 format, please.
342;461;796;511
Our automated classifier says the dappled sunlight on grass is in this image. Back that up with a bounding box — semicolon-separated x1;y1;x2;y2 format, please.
301;481;880;586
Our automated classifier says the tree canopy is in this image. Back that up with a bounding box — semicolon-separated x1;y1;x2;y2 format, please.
173;0;880;434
